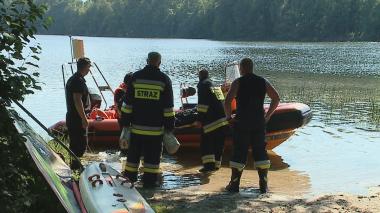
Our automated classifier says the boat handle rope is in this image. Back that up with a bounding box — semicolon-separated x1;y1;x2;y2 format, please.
116;174;134;188
121;180;134;189
88;174;100;182
91;179;103;187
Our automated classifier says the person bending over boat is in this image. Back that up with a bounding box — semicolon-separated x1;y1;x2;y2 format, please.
115;72;133;157
224;58;280;193
194;69;228;173
65;57;92;170
120;52;175;188
114;72;133;117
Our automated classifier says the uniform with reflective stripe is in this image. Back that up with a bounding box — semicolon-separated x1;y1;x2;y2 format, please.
197;78;227;133
120;64;174;186
203;117;229;133
163;107;175;117
197;104;209;113
131;124;164;136
201;154;216;164
121;103;133;114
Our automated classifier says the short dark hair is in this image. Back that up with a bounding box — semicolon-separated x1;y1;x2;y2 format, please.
77;57;91;71
198;69;209;80
240;58;254;72
147;52;161;63
123;72;133;85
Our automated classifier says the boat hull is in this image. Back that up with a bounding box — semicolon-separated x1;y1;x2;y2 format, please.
49;103;312;150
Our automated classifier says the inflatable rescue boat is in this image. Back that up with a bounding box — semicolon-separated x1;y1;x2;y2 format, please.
51;60;312;150
49;102;312;150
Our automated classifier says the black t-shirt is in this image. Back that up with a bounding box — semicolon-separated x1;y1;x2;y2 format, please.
65;72;90;120
235;73;266;131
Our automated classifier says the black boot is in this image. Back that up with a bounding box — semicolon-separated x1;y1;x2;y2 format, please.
199;162;217;173
142;173;159;188
225;168;242;193
258;168;268;194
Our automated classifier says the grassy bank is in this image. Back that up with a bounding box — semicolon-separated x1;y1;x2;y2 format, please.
0;106;65;213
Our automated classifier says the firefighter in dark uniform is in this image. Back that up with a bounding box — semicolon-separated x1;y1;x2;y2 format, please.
195;69;228;173
115;72;133;156
65;57;92;170
120;52;175;188
224;58;280;193
114;72;133;116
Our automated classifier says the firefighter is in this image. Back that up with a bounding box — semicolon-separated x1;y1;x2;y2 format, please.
120;52;175;188
65;57;92;170
194;69;228;173
115;72;133;156
224;58;280;193
114;72;133;116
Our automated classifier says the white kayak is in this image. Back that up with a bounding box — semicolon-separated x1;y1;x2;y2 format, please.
79;162;155;213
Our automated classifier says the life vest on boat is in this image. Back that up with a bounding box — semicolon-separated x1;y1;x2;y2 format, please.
221;83;237;112
89;108;109;120
114;83;127;107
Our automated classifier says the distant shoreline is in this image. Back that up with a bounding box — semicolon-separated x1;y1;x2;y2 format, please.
35;33;380;43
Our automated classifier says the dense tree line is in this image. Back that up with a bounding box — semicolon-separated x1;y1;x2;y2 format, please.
37;0;380;41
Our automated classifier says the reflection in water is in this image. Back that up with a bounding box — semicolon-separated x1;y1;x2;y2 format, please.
82;149;306;194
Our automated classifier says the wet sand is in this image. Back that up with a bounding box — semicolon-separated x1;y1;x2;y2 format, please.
82;150;380;212
145;186;380;213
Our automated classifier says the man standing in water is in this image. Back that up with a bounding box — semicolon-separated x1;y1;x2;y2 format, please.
65;57;92;170
120;52;175;188
224;58;280;193
195;69;228;172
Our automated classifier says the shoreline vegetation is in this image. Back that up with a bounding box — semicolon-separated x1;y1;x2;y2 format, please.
2;0;379;212
35;0;380;42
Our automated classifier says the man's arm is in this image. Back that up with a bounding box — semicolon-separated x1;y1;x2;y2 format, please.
224;80;239;120
265;80;280;123
73;93;88;129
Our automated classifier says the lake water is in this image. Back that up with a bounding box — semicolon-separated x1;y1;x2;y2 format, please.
15;35;380;196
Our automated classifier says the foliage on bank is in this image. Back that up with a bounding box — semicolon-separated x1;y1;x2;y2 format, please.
0;0;63;212
36;0;380;41
0;107;65;212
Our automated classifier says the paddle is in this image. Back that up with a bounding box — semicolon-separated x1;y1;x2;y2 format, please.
13;100;84;171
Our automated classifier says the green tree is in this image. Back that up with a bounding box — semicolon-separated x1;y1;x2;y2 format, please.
0;0;50;104
32;0;380;41
0;1;64;212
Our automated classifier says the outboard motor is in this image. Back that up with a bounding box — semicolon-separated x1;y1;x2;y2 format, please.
88;88;102;109
180;86;196;98
180;84;197;110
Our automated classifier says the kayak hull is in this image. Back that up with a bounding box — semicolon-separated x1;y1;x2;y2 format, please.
79;162;154;213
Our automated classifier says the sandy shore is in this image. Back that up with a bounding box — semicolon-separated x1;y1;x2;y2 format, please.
83;152;380;212
144;185;380;213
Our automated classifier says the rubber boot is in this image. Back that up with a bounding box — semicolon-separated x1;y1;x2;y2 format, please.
258;168;268;194
143;173;159;188
199;162;217;173
122;171;138;183
225;168;242;193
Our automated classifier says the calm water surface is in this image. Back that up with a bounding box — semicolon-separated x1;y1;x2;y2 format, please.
15;35;380;196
